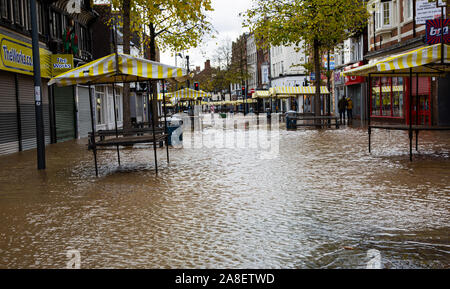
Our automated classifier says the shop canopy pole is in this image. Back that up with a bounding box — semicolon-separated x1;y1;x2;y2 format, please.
409;68;413;162
149;81;158;174
162;80;169;164
112;83;121;166
368;74;372;154
88;84;99;177
415;73;419;151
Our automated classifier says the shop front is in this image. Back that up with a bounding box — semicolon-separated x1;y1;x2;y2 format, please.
344;62;366;120
0;31;52;155
370;76;431;126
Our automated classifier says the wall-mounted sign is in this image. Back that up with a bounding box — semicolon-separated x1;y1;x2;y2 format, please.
0;33;51;78
416;0;446;25
323;54;335;70
344;62;365;86
426;18;450;44
51;54;74;76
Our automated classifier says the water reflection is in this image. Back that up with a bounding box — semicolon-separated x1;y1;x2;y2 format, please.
0;114;449;268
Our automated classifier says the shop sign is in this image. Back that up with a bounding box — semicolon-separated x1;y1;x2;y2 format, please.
416;0;446;25
51;54;74;76
344;62;365;86
426;18;450;44
0;33;51;78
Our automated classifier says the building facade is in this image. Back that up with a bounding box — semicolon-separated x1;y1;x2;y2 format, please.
365;0;449;125
0;0;96;156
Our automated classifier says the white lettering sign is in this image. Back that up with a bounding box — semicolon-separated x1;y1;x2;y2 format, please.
416;0;446;25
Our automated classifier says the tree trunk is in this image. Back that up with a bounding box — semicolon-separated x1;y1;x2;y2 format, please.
122;0;132;130
313;38;321;126
149;23;159;127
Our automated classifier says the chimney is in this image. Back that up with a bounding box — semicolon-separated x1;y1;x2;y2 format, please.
205;60;211;70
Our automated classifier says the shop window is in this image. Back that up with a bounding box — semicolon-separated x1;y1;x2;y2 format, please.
371;76;405;118
392;77;404;117
95;86;106;125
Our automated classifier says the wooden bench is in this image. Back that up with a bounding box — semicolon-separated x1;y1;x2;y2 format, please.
287;115;340;129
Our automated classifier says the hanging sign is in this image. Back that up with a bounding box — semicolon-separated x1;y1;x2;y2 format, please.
426;18;450;44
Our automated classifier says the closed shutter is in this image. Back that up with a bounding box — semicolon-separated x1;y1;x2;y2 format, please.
41;80;51;145
77;86;92;138
18;75;37;151
0;71;19;155
18;75;51;151
54;86;75;142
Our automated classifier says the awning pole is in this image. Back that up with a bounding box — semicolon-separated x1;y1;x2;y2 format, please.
415;73;419;151
368;74;372;154
112;83;121;166
149;81;158;174
88;84;99;177
162;80;169;164
409;68;413;161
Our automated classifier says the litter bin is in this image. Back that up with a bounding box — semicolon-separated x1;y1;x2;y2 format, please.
286;110;297;129
166;117;183;146
266;108;272;119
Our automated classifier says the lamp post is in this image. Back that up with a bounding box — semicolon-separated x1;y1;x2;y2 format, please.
30;0;45;170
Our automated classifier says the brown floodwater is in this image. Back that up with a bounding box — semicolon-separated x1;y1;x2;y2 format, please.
0;113;449;269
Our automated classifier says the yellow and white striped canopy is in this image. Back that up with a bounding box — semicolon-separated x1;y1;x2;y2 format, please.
171;88;211;101
271;86;330;96
48;53;189;86
377;44;449;74
344;44;450;77
157;92;173;101
253;90;271;99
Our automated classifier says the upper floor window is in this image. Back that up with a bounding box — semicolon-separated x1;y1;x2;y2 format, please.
404;0;413;21
375;1;392;30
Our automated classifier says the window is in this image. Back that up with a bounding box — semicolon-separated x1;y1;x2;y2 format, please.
1;0;12;21
281;61;284;74
383;1;391;26
95;86;106;125
404;0;413;21
371;76;405;118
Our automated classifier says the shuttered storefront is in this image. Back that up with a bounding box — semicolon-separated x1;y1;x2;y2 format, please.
0;71;19;155
54;86;76;142
77;86;92;138
17;75;51;151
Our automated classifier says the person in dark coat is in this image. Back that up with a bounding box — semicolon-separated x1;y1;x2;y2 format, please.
338;96;348;125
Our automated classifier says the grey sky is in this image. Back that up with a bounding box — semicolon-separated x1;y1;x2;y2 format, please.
160;0;253;70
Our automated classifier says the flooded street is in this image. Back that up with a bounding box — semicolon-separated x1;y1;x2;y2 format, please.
0;114;449;269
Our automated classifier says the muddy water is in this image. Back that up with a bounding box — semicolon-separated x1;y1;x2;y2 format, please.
0;114;449;268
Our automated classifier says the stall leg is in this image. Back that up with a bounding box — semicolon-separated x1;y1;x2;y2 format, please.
409;129;413;162
415;130;419;152
368;127;371;154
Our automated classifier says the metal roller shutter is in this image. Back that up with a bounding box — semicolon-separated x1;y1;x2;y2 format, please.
0;71;19;155
77;86;92;138
54;86;75;142
18;75;51;151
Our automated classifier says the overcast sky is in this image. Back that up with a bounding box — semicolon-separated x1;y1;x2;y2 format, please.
160;0;253;70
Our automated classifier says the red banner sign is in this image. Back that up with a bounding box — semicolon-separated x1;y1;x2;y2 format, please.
344;62;365;86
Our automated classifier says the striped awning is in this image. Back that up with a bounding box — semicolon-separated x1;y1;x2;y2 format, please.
344;44;450;77
271;86;330;96
377;44;450;74
171;88;211;101
48;53;189;86
253;90;270;98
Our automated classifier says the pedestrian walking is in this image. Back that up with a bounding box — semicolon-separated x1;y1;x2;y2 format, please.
338;96;347;125
346;97;353;122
